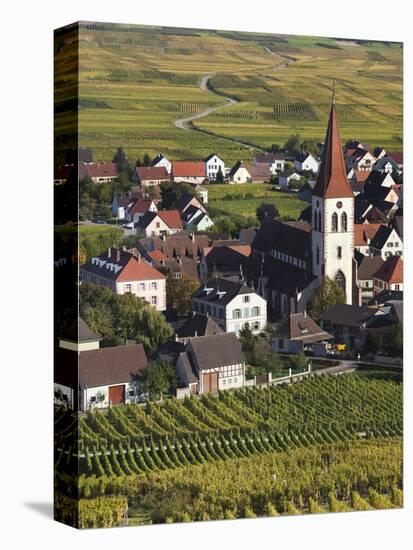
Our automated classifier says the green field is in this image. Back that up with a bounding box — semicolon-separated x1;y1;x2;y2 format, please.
208;183;306;219
55;23;402;165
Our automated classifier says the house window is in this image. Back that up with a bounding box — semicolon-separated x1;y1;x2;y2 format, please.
252;306;260;316
151;282;157;290
395;284;400;290
243;295;250;303
125;284;132;293
385;252;392;258
337;246;342;259
151;296;157;305
341;212;348;232
156;222;160;228
387;242;393;247
244;307;250;318
139;283;145;291
233;309;242;319
253;321;260;331
279;339;284;349
331;212;338;232
233;378;237;383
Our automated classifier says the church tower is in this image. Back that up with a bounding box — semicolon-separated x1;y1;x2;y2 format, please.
311;94;354;304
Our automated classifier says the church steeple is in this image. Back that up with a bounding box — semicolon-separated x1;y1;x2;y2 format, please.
312;96;353;199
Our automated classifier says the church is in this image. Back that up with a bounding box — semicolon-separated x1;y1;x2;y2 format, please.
248;97;360;318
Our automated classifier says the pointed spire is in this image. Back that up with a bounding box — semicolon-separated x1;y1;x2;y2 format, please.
312;93;353;199
332;78;336;105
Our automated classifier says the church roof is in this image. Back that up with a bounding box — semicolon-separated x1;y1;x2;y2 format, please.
312;102;354;199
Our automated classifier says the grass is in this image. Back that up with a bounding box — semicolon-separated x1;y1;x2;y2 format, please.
55;23;402;165
208;183;306;219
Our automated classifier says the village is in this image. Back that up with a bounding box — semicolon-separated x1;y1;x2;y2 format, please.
54;100;403;411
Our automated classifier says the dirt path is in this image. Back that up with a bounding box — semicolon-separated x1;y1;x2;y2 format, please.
173;49;295;152
174;74;266;153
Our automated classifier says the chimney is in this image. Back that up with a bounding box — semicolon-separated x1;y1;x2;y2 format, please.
122;245;126;251
116;249;121;263
108;247;112;258
194;330;198;338
162;234;166;242
190;232;195;242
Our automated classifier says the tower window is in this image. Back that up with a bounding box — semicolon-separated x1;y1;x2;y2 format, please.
337;246;342;259
316;246;320;265
341;212;348;232
331;213;338;232
317;211;322;232
313;210;317;230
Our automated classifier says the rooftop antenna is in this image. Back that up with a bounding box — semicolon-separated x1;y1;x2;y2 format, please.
332;78;336;105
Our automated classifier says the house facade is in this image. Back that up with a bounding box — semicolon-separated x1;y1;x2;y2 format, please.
229;161;251;183
192;277;267;335
136;210;183;237
79;162;120;183
176;332;246;394
152;153;172;174
253;153;285;174
204;153;225;180
294;152;319;173
172;161;206;184
272;312;333;355
134;166;170;187
80;247;167;311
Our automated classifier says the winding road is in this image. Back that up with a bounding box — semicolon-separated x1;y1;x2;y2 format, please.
173;50;296;153
174;74;266;153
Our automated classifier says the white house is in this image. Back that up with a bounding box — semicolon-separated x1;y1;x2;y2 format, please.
369;226;403;260
373;255;403;295
192;184;208;204
204;153;225;181
294;152;319;173
176;332;246;394
80;247;167;311
182;208;214;231
136;210;183;237
345;148;376;172
192;277;267;335
55;336;149;411
126;198;157;223
253;153;285;174
228;161;251;184
152;153;172;174
278;169;301;188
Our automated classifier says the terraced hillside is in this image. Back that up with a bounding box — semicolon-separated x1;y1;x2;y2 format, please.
54;23;402;164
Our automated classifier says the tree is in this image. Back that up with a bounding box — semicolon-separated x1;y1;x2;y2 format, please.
301;139;320;157
113;147;131;176
284;134;301;156
256;202;279;223
307;277;346;320
215;167;224;184
80;284;173;354
141;361;178;400
382;323;403;357
270;144;282;153
166;274;199;317
239;324;256;355
288;352;308;372
364;332;383;355
143;153;151;166
160;181;197;210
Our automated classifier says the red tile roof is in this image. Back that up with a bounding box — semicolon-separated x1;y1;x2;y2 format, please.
354;223;384;247
128;198;155;216
373;255;403;284
157;210;183;229
82;162;120;178
81;249;166;282
135;166;169;181
172;161;206;178
148;249;169;262
313;103;354;199
387;151;403;165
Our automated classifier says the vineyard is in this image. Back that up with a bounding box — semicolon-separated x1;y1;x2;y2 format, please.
55;375;402;485
54;24;403;163
55;438;402;526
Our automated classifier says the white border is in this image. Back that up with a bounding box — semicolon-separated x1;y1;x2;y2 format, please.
1;1;411;548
